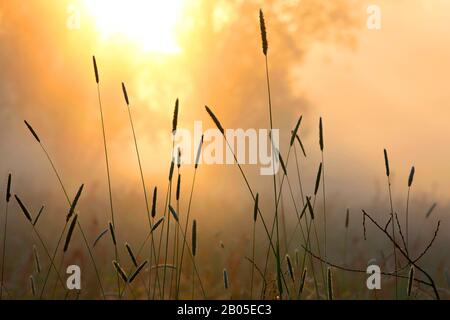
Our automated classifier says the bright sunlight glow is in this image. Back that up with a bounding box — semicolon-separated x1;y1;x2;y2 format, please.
84;0;185;53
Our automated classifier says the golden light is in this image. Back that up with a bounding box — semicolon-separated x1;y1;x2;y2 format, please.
84;0;185;53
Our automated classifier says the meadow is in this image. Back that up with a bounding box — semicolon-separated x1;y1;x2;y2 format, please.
0;6;449;301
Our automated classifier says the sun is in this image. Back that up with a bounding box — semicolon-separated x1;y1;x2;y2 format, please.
84;0;185;53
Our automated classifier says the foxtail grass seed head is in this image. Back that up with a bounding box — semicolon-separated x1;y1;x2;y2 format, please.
93;229;108;248
92;55;99;84
195;135;204;169
319;117;324;151
15;195;32;222
259;9;268;56
151;217;164;233
24;120;40;143
205;106;224;134
290;116;303;146
306;196;314;220
108;222;116;245
63;214;78;252
278;150;287;175
121;82;129;106
168;205;179;222
151;187;157;218
176;174;181;201
345;208;350;228
129;260;148;283
125;243;138;267
169;161;175;181
299;268;307;296
6;173;11;203
172;98;179;134
314;163;323;195
30;276;36;297
408;166;415;187
426;203;437;218
383;149;390;177
299;203;308;220
295;133;307;157
112;260;128;283
33;206;45;226
286;254;295;282
223;268;229;290
407;266;415;296
363;211;367;240
192;220;197;257
67;184;84;222
327;267;333;300
33;245;41;273
253;193;259;222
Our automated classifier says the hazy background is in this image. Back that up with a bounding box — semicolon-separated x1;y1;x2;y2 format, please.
0;0;448;298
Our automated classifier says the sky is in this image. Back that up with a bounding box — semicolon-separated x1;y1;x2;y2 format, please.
0;0;448;234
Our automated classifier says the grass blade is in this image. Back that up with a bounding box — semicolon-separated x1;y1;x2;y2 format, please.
121;82;129;106
327;267;333;300
384;149;390;177
66;184;84;222
33;206;45;226
259;9;268;56
205;106;224;134
6;174;11;203
63;214;78;252
33;245;41;273
151;217;164;233
192;220;197;257
151;187;157;218
169;205;179;222
125;243;138;267
408;166;415;187
113;261;128;283
407;266;415;297
290;116;302;146
92;56;99;83
14;195;32;222
314;163;322;195
129;260;148;283
109;222;116;246
93;229;108;248
24;120;40;143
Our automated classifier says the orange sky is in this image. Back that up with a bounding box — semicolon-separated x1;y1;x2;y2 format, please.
0;0;449;229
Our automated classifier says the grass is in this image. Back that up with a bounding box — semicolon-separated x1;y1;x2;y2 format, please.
122;81;161;298
384;149;398;299
0;9;446;301
259;8;284;299
250;193;258;299
0;173;11;299
93;56;120;298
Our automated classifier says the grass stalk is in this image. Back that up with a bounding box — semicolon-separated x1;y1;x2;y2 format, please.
205;105;289;295
406;166;415;254
0;173;11;300
319;118;327;273
24;120;105;299
122;82;160;298
176;135;203;299
250;193;258;299
15;195;66;291
93;56;120;297
384;149;398;299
